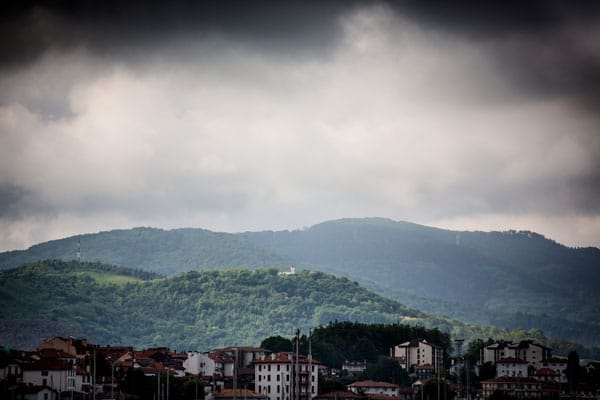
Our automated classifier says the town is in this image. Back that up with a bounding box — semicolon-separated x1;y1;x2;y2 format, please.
2;333;599;400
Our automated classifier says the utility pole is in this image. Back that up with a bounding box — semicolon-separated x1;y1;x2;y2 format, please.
454;339;464;400
295;329;300;400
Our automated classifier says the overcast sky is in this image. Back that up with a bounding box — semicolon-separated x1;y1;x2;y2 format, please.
1;1;599;251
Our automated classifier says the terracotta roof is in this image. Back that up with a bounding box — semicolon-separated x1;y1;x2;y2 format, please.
22;358;71;371
213;389;267;399
535;368;558;376
481;377;538;384
347;381;399;389
315;391;367;399
367;394;399;400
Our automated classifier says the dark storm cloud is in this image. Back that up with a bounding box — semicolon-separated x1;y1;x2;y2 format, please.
0;0;354;71
1;0;600;250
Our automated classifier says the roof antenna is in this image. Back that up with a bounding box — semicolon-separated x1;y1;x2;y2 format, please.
76;239;81;265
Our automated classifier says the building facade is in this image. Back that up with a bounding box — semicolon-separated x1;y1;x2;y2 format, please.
392;339;443;373
254;352;319;400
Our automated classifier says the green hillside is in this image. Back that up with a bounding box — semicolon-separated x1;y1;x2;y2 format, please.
0;260;424;350
1;218;598;347
245;218;600;347
0;227;289;275
1;260;596;359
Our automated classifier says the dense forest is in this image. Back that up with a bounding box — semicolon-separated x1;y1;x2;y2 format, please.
0;218;597;348
2;260;597;360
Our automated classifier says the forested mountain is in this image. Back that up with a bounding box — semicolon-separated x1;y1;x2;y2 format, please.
245;218;600;346
0;260;425;350
1;218;598;347
0;227;289;275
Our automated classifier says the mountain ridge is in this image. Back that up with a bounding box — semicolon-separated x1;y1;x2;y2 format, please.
1;217;598;347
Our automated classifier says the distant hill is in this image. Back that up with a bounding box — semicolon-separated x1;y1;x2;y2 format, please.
245;218;600;347
0;260;425;350
0;227;289;275
1;218;599;347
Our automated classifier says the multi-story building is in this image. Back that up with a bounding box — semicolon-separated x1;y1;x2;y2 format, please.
391;339;443;373
496;357;529;378
253;352;319;400
483;341;551;370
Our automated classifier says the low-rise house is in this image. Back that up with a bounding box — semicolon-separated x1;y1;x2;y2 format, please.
481;377;541;399
212;388;269;400
342;360;367;375
413;364;435;380
21;358;75;393
346;380;399;397
315;391;367;400
13;384;58;400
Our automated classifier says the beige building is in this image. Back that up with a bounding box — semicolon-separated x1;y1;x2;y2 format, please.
391;339;443;373
483;341;551;370
254;352;319;400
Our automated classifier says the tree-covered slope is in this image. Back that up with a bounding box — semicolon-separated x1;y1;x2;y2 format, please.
0;227;289;275
0;260;424;351
1;218;598;347
245;218;600;346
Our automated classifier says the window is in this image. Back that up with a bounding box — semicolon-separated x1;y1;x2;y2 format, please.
268;375;271;382
277;375;280;381
268;386;271;393
259;375;262;382
259;365;262;371
268;365;271;371
278;365;280;372
277;386;280;393
42;371;49;376
44;394;48;400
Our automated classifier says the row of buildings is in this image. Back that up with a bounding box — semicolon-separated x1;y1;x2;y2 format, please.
1;336;596;400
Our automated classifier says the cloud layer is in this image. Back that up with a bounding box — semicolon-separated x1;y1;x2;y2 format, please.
1;1;599;251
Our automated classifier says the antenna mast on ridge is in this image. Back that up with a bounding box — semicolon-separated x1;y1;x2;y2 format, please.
76;239;81;264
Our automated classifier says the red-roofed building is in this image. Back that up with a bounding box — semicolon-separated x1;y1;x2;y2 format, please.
346;381;400;397
21;358;75;393
315;391;368;400
213;388;269;400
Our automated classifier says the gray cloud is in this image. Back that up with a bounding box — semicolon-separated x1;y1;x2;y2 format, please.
0;1;599;251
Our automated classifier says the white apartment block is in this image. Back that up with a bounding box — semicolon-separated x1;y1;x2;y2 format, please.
391;338;443;373
254;352;319;400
